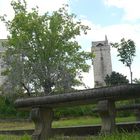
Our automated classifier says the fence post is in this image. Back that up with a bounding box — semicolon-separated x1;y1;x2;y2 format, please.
97;100;116;134
30;108;53;140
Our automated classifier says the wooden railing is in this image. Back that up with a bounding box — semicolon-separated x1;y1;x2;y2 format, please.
14;84;140;140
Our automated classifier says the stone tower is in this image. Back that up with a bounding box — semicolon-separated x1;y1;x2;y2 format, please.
91;36;112;87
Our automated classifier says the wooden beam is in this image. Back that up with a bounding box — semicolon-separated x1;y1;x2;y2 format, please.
15;84;140;109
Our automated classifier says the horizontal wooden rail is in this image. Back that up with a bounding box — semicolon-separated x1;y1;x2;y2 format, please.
15;84;140;109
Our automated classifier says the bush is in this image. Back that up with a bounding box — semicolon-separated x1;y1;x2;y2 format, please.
0;96;29;118
54;105;96;119
116;100;134;117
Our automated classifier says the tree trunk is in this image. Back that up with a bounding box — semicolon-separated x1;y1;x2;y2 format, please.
43;80;53;95
31;108;53;140
97;100;116;134
129;65;133;84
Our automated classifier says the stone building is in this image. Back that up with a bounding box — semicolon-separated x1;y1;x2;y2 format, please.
91;36;112;87
0;39;7;86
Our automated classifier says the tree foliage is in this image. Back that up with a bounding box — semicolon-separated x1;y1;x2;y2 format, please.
133;78;140;84
0;0;93;96
104;71;129;86
111;38;136;83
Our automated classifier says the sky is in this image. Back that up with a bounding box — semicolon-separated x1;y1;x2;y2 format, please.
0;0;140;88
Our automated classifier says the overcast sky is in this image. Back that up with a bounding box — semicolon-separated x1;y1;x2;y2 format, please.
0;0;140;88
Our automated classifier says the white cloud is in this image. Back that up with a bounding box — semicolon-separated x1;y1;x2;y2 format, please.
104;0;140;21
79;19;140;45
27;0;69;14
0;0;69;17
81;67;94;89
0;23;9;39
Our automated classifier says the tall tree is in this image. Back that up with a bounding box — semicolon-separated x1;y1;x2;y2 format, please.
111;38;136;84
0;0;92;96
104;71;129;86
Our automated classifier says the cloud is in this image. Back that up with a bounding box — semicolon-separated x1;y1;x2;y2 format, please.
104;0;140;21
27;0;69;14
0;0;69;17
79;19;140;47
0;0;14;19
0;23;9;39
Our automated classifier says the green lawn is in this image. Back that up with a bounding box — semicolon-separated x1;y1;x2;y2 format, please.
53;116;136;128
0;116;139;140
0;132;140;140
0;116;136;130
0;134;30;140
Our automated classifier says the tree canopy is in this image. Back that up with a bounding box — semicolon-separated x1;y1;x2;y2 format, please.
133;78;140;84
111;38;136;83
0;0;93;96
104;71;129;86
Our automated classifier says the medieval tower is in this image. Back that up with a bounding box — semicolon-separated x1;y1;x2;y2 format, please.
91;36;112;87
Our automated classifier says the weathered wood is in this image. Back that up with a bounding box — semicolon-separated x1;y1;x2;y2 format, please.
14;84;140;139
15;84;140;109
30;108;53;140
97;100;116;134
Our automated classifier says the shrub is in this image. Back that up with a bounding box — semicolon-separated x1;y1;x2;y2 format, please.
0;96;29;118
54;105;96;119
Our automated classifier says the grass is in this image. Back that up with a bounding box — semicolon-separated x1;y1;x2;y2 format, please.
0;116;136;130
0;121;34;131
53;116;136;127
0;134;30;140
50;132;140;140
116;116;135;123
0;132;140;140
0;116;139;139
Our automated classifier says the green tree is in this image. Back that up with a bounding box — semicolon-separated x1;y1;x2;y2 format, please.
104;71;129;86
133;78;140;84
111;38;136;84
0;0;92;96
133;78;140;103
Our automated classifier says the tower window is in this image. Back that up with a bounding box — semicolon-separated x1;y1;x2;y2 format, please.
101;57;103;60
96;43;104;47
